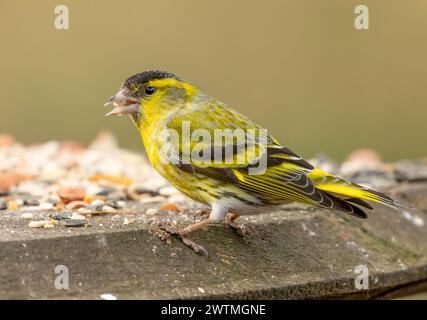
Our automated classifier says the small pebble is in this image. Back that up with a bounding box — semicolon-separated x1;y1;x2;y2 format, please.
19;206;42;212
87;204;104;211
21;213;34;220
0;171;28;191
58;186;86;204
23;197;40;206
50;211;72;220
0;200;7;210
7;201;18;210
145;208;158;216
131;185;159;196
71;212;87;220
102;205;116;213
65;219;87;227
84;195;107;203
43;222;55;229
91;199;105;207
139;196;166;204
105;200;125;209
39;202;55;210
160;203;182;213
159;186;178;196
340;149;384;177
95;187;116;197
45;197;59;206
413;215;424;227
116;200;126;207
100;293;117;300
167;194;189;204
78;207;93;214
28;220;48;228
66;201;87;210
48;218;59;225
106;193;126;201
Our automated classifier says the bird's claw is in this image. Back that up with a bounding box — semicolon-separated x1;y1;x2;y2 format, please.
151;220;209;257
227;221;256;238
193;209;210;222
238;223;255;236
181;237;209;257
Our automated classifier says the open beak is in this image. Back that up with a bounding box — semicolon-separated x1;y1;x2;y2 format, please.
104;88;139;117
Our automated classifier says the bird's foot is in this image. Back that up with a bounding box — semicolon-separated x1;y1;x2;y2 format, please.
151;219;209;258
224;213;255;237
193;208;210;222
180;236;209;257
229;222;255;237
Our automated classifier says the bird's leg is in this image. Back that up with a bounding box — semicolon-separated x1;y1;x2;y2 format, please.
156;204;228;257
225;213;255;236
154;219;210;257
179;217;217;236
180;203;227;235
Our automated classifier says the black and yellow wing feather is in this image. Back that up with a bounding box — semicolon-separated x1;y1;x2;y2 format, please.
165;100;400;218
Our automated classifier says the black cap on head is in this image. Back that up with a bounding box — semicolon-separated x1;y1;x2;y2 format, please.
123;70;179;88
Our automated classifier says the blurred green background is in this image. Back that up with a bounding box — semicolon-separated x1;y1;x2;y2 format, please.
0;0;426;161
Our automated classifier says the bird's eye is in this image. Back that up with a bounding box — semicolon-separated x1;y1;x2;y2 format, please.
145;86;156;95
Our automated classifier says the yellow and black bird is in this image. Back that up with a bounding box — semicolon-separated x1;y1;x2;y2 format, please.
105;71;403;241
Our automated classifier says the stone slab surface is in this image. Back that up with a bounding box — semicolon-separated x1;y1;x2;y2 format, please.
1;183;427;299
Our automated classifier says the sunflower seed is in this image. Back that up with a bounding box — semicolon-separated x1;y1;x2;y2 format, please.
65;219;87;227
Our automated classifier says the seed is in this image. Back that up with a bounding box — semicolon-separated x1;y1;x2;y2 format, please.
48;218;59;225
50;211;72;220
58;187;86;204
71;212;86;220
95;187;116;196
39;202;55;210
23;197;39;206
65;201;87;210
105;200;125;209
102;205;116;213
7;201;18;210
28;220;48;228
145;208;158;216
65;219;87;227
43;222;55;229
21;213;34;220
78;207;93;214
86;204;103;211
160;203;182;213
131;185;159;196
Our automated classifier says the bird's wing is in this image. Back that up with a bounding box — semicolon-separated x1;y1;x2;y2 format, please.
165;101;313;169
165;101;396;217
165;102;358;213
